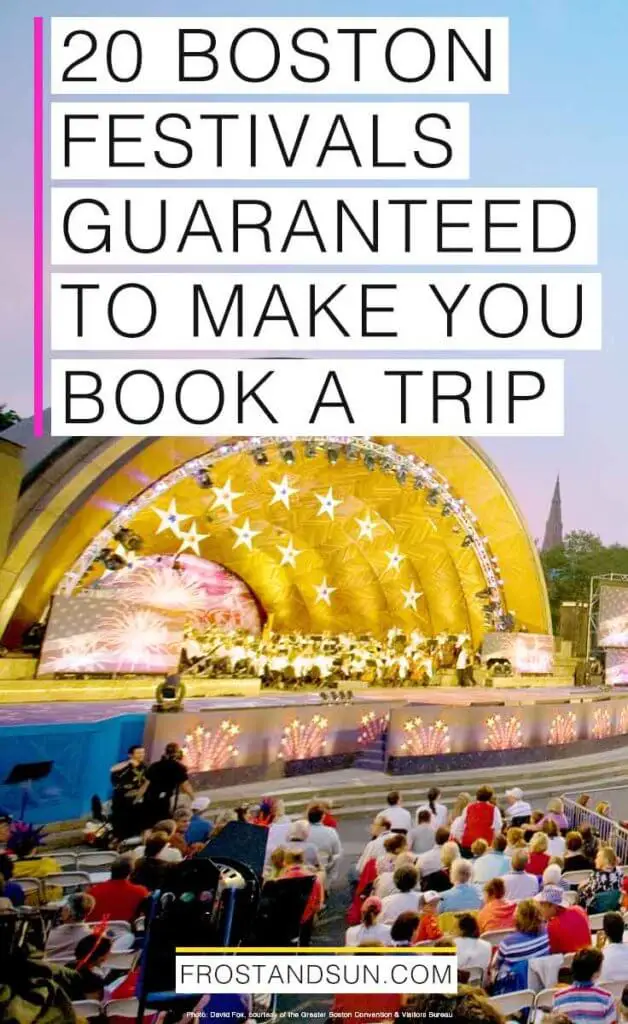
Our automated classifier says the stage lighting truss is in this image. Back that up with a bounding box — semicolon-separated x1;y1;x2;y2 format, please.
59;436;508;628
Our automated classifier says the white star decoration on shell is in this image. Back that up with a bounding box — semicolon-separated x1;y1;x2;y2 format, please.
385;546;405;574
314;577;336;605
277;537;302;568
355;512;378;541
269;475;299;510
231;518;261;551
402;582;423;611
153;499;191;538
177;521;209;556
315;487;342;520
211;479;244;516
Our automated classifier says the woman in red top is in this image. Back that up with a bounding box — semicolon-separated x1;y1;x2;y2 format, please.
460;786;501;852
525;832;551;877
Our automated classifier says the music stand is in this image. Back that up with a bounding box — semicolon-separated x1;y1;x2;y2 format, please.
4;762;53;819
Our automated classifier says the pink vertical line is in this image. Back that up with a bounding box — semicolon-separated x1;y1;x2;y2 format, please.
33;17;44;437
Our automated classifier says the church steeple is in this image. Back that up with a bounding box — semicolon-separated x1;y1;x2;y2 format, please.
542;476;563;551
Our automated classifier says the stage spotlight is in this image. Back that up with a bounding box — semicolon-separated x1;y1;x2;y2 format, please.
319;691;329;702
364;452;376;471
395;468;407;485
153;673;186;713
280;445;296;465
345;443;359;461
476;588;491;599
346;689;354;701
462;535;474;548
427;489;440;506
97;548;127;571
381;459;394;474
441;504;452;518
327;445;340;465
194;468;213;489
114;527;143;552
304;440;317;459
413;475;424;490
253;448;269;466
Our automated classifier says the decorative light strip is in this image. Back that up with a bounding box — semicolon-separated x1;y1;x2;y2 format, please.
58;437;508;628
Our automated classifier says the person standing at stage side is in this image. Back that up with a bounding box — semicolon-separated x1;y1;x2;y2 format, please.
141;742;194;826
456;642;476;687
109;745;147;840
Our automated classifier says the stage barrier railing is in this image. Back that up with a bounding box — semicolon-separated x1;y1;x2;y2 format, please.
562;796;628;864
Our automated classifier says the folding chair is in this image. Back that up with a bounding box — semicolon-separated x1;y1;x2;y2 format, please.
465;966;485;987
489;989;535;1017
533;986;560;1016
16;877;42;905
598;979;628;1001
481;928;516;947
104;950;139;973
588;912;606;932
104;998;159;1023
71;1000;103;1019
562;889;578;905
54;852;79;870
562;870;592;886
77;852;118;871
41;871;91;904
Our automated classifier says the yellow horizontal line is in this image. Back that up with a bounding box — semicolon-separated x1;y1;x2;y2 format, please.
176;947;457;954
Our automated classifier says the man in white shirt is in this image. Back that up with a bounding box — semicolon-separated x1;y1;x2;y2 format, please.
418;827;452;879
503;850;540;901
380;792;412;834
380;864;421;924
356;815;393;874
306;804;342;877
504;787;532;825
600;912;628;981
456;644;470;686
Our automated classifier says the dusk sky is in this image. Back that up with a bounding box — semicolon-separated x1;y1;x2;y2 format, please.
1;1;626;544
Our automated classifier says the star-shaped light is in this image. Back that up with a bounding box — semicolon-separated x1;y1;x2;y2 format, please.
177;521;209;556
269;475;299;510
355;512;378;541
153;499;191;538
402;582;423;610
277;537;302;568
385;546;405;574
231;518;261;551
211;479;244;516
314;577;336;605
315;487;342;520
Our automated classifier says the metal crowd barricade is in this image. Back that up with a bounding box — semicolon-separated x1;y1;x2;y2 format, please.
562;796;628;863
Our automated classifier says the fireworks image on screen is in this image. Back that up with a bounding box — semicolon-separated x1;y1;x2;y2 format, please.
547;711;578;746
401;717;451;756
99;606;180;670
182;721;240;772
591;708;613;740
39;633;106;674
278;715;329;760
484;714;524;751
358;711;390;746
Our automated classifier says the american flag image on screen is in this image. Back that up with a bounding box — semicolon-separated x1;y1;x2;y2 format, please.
38;593;184;676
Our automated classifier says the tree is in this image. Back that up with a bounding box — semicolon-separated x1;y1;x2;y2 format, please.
541;530;628;628
0;405;20;432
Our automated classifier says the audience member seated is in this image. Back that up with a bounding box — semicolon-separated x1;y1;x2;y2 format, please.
477;877;516;934
130;833;173;891
449;793;471;845
345;896;392;947
414;891;443;942
504;827;526;858
185;796;212;846
67;934;112;1002
86;856;149;924
526;832;551;877
46;893;96;960
380;864;421;923
263;798;293;854
409;810;436;855
320;800;338;829
170;808;192;855
460;786;502;852
581;823;600;863
553;946;617;1024
132;821;183;863
390;910;421;947
285;820;321;870
418;827;452;887
439;858;482;912
536;884;592;954
357;815;394;874
578;846;623;913
415;787;448;829
374;851;417;900
599;911;628;981
543;863;570;892
306;803;342;877
280;849;324;945
454;913;492;973
440;841;461;881
0;852;25;906
380;791;412;834
543;818;567;857
539;797;569;833
472;835;511;884
492;899;550;992
563;830;594;873
503;850;540;901
504;787;532;826
397;987;507;1024
377;833;410;875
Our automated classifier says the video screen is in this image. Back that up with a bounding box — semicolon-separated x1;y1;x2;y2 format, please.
38;592;184;676
598;584;628;648
482;632;554;674
606;650;628;686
